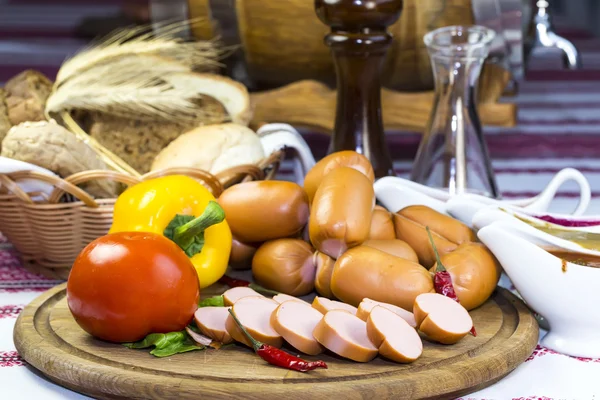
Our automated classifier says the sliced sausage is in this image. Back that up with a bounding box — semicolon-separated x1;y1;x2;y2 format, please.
303;151;375;204
313;251;335;298
362;239;419;263
429;242;501;310
223;286;263;307
312;296;358;315
251;238;316;296
413;293;473;345
270;300;324;355
368;206;396;240
366;306;422;363
331;246;434;310
225;296;283;348
309;167;375;259
357;298;417;328
229;236;260;270
218;181;309;243
194;307;234;344
272;293;307;304
313;309;378;362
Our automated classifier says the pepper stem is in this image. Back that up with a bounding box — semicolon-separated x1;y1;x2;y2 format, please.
172;201;225;250
227;309;263;352
426;226;447;273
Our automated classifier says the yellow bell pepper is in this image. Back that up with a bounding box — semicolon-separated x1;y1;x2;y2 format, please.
109;175;232;289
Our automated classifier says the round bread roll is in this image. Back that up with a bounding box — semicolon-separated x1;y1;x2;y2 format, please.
151;123;265;174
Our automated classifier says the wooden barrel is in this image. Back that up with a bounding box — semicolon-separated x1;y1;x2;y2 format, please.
183;0;475;91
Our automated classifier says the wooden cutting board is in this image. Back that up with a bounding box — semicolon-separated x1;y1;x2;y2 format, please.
14;284;538;400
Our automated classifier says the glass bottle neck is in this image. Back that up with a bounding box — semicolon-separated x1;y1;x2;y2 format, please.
429;55;485;106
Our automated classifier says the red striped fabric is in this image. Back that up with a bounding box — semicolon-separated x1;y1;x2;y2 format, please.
0;352;24;368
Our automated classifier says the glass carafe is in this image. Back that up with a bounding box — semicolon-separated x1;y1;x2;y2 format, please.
410;25;499;198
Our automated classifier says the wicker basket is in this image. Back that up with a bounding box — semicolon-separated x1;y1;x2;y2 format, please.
0;151;283;280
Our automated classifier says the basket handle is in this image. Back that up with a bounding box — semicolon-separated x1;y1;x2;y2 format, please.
0;174;34;204
142;168;224;197
5;171;101;208
260;150;284;181
47;170;142;206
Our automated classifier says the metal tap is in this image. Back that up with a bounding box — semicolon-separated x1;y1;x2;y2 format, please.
526;0;582;69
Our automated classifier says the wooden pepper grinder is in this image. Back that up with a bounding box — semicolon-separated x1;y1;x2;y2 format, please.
315;0;403;178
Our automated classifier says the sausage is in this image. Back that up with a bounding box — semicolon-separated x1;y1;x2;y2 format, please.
270;300;324;355
429;242;501;310
194;307;234;344
309;167;375;259
413;293;473;345
366;306;422;363
272;293;307;304
398;205;476;244
312;296;358;315
357;298;417;328
225;296;283;347
313;251;335;298
223;286;263;307
394;205;476;267
229;236;260;270
303;150;375;204
362;239;419;263
368;206;396;240
218;181;309;243
393;214;458;268
251;239;316;296
313;309;378;362
330;246;434;310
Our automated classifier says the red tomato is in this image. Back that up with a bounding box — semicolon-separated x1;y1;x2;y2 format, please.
67;232;200;343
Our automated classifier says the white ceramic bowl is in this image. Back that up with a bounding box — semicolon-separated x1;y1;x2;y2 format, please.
375;168;591;226
478;219;600;358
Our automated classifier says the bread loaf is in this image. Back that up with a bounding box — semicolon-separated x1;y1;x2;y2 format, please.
151;123;265;174
87;113;196;174
4;70;52;125
87;95;230;173
1;120;118;198
0;89;11;151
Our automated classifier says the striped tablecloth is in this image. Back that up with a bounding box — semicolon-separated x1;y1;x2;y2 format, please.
2;1;600;398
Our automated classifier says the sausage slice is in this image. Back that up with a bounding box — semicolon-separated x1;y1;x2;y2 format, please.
313;309;378;362
272;293;307;304
366;306;423;363
413;293;473;344
223;286;264;306
270;300;324;355
357;298;417;328
312;296;358;315
194;307;234;344
225;296;283;348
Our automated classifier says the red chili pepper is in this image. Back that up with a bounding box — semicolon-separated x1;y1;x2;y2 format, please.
219;275;251;287
227;309;328;372
219;275;280;296
426;227;477;337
